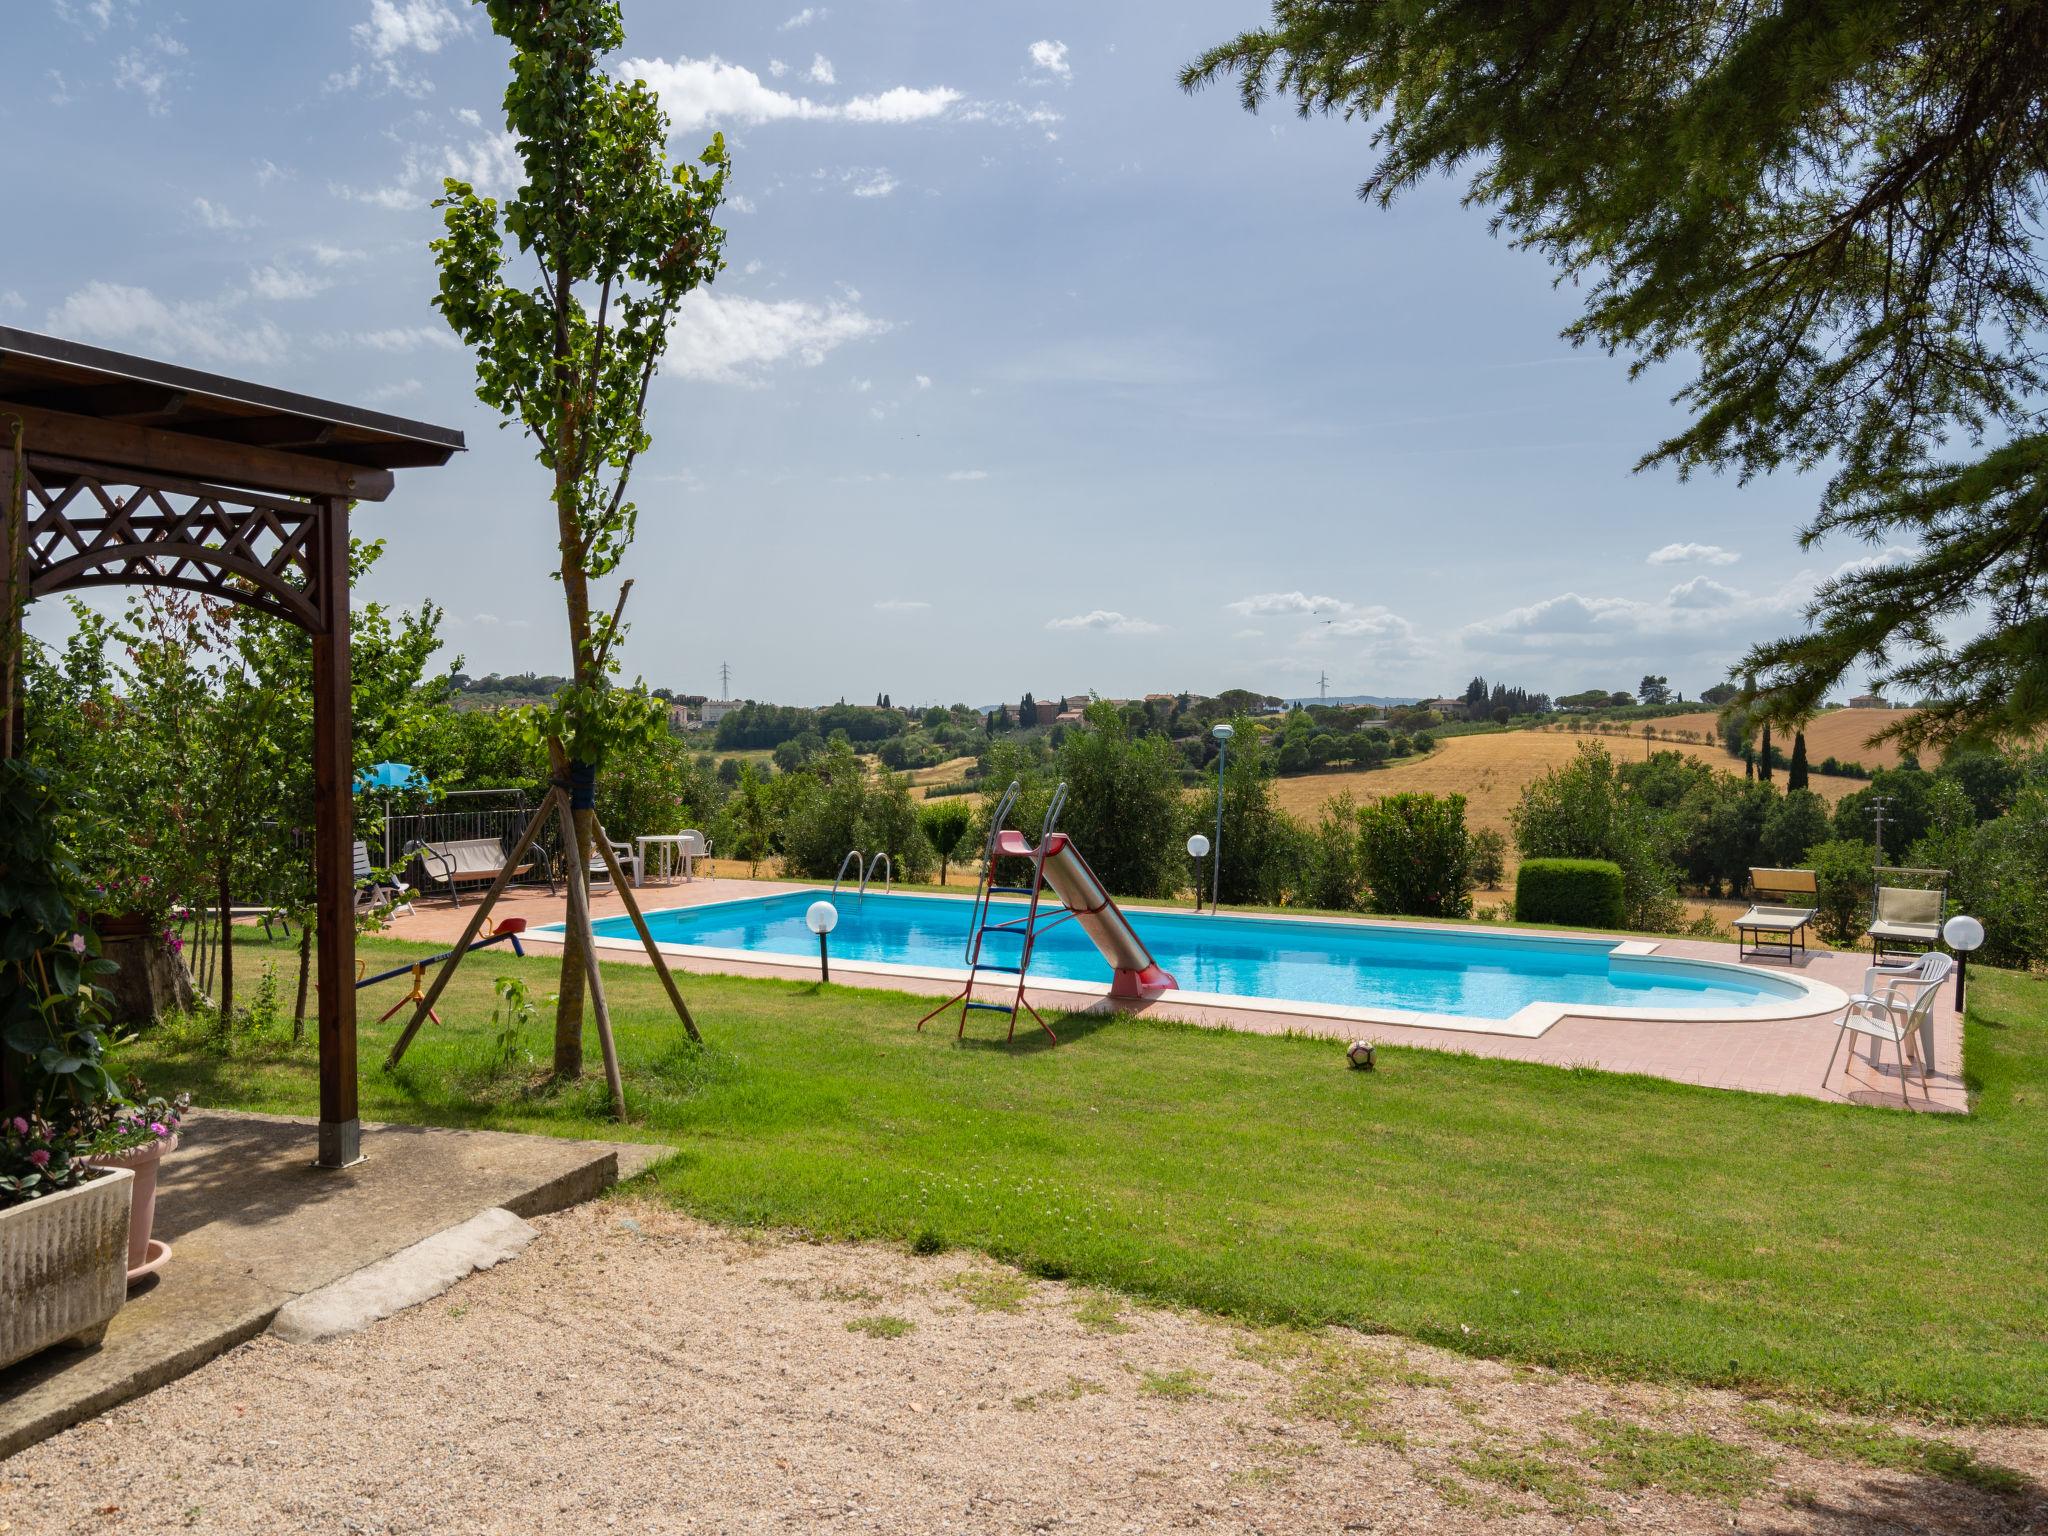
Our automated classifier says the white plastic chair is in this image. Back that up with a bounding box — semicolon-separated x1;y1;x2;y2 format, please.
1827;952;1953;1104
677;829;712;881
586;827;643;888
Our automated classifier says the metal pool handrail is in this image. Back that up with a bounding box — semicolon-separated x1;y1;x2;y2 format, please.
833;849;864;895
860;852;892;899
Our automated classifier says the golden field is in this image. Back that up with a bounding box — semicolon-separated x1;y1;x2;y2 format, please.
1643;706;1920;770
1270;728;1865;843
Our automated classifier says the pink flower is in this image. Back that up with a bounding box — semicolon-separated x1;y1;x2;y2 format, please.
10;1117;26;1136
150;1122;167;1136
69;933;87;956
28;1149;50;1168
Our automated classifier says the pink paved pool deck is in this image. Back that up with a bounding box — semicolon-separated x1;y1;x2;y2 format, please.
380;875;1966;1114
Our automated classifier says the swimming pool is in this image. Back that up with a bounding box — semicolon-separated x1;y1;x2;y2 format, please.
567;890;1833;1036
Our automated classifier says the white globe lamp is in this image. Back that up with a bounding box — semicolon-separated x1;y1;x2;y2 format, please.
1186;833;1212;912
807;899;839;981
1943;914;1984;1010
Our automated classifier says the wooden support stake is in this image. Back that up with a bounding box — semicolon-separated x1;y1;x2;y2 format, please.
555;790;627;1120
594;833;702;1043
384;787;562;1071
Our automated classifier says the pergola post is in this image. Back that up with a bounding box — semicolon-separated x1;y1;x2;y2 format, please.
310;493;360;1169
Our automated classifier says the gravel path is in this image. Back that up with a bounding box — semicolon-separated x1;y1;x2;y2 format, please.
7;1200;2043;1534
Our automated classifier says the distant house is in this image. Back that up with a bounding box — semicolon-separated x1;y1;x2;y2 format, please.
1063;694;1090;711
1420;697;1465;715
1033;699;1060;726
1144;693;1175;704
1848;693;1890;709
695;698;742;728
1054;708;1086;725
666;703;694;731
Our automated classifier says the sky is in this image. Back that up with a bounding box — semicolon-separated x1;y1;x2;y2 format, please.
14;0;1892;708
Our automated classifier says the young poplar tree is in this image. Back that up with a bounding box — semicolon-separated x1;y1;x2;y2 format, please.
433;0;728;1077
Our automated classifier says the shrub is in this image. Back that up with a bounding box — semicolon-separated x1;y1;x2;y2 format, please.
1761;788;1833;868
1470;827;1508;889
1511;743;1682;931
1357;792;1473;918
1298;794;1364;911
916;799;973;886
1515;858;1626;928
1807;839;1877;946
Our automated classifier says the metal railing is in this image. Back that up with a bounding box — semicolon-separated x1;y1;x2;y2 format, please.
375;790;561;890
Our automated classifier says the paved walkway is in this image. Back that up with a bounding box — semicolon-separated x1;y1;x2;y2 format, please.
0;1110;662;1459
382;876;1965;1113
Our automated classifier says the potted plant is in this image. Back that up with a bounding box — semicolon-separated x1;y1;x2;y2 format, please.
87;866;195;1026
82;1083;189;1282
1;1113;134;1368
1;757;136;1367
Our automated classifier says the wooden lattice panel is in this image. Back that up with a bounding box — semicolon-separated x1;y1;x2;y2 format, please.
22;453;328;628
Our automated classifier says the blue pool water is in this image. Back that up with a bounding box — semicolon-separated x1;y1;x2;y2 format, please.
581;891;1807;1021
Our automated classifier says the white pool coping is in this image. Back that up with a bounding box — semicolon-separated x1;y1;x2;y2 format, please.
537;889;1849;1040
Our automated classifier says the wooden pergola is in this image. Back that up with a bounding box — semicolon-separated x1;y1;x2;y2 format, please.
0;327;462;1169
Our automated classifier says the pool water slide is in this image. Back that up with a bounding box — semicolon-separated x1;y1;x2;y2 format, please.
918;779;1177;1042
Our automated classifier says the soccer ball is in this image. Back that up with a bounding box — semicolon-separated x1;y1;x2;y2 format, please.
1346;1040;1376;1071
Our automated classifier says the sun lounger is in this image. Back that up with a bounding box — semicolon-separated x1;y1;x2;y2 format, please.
1868;871;1947;961
1734;867;1818;960
354;840;414;918
407;836;554;907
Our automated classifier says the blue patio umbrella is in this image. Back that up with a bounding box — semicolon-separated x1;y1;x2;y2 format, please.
354;761;430;795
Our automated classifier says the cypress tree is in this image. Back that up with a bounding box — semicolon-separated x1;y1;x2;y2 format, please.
1759;721;1773;782
1788;730;1810;792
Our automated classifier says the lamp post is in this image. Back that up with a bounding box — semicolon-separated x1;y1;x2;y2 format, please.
1210;722;1234;912
1943;914;1984;1012
1186;834;1210;911
807;899;839;982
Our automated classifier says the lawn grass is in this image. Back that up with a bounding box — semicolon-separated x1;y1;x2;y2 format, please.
117;931;2048;1422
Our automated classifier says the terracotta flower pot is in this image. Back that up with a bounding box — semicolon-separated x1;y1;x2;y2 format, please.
85;1133;177;1282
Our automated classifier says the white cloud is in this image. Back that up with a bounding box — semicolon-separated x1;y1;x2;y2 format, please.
353;0;464;58
247;264;329;302
1046;610;1163;635
332;130;521;209
848;169;897;198
1233;627;1265;640
913;374;931;390
0;291;25;313
1647;541;1741;567
1225;591;1353;618
1027;40;1071;80
364;377;424;403
666;289;889;384
873;599;929;613
779;7;827;29
347;326;458;353
841;85;962;123
624;55;965;131
190;197;260;232
1665;576;1740;610
253;159;293;187
742;259;764;275
310;243;367;266
113;48;174;115
806;53;835;85
946;469;988;481
45;282;287;369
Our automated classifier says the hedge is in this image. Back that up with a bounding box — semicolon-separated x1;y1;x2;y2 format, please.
1515;857;1627;928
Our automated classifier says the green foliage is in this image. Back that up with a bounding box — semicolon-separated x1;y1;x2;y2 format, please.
1911;776;2048;970
1761;789;1834;869
0;758;121;1128
1807;840;1878;946
1786;730;1811;792
1186;5;2048;749
776;743;930;880
594;719;716;840
916;799;973;884
1297;794;1365;911
1054;703;1187;899
1514;859;1626;930
1510;744;1681;930
1356;793;1473;919
1205;716;1294;905
1469;827;1507;890
491;974;541;1069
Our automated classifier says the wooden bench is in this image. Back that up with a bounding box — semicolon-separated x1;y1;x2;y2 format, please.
1734;867;1818;961
407;836;553;907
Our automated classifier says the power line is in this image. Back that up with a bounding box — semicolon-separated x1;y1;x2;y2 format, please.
719;660;731;697
1318;669;1329;703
